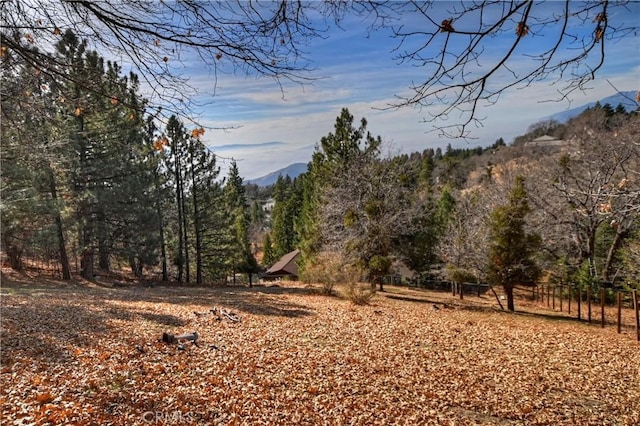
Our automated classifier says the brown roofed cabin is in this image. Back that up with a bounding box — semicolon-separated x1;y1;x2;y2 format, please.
262;249;300;280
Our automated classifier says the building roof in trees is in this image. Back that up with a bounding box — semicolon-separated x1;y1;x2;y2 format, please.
264;250;300;279
528;135;565;148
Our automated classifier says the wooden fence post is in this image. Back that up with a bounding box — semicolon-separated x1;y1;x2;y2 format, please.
532;285;535;301
587;286;592;324
577;284;582;320
617;292;622;334
547;284;551;308
601;288;605;329
634;290;639;342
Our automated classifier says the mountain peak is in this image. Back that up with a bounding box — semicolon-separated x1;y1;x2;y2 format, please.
247;163;308;187
545;90;637;123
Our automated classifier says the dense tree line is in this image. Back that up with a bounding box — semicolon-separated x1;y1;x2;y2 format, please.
266;104;638;310
1;30;256;284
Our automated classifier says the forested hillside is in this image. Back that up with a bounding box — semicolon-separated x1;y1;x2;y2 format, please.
265;105;640;310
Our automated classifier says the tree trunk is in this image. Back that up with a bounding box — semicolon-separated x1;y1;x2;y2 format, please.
603;229;624;283
505;285;515;312
80;226;94;280
95;211;110;271
182;195;190;284
76;110;94;280
153;172;168;282
155;172;169;282
490;285;505;310
54;213;71;280
175;156;184;283
178;167;190;284
98;242;110;271
81;250;94;280
158;207;168;282
48;168;71;280
190;147;202;285
129;255;142;278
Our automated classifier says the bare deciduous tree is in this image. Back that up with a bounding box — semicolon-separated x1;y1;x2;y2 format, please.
546;109;640;283
320;154;421;276
438;189;491;281
381;0;639;137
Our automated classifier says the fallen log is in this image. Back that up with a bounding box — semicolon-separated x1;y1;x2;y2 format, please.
162;331;199;346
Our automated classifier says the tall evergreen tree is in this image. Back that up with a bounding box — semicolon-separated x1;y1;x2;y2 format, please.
225;162;257;285
187;128;220;285
1;49;72;277
487;176;541;311
165;115;190;282
2;30;160;279
43;30;152;278
270;175;303;259
262;233;276;266
200;179;233;283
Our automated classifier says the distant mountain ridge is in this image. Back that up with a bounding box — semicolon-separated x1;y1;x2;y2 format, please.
247;162;308;187
546;90;637;123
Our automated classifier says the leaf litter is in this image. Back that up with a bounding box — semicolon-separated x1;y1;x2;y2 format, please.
1;281;638;425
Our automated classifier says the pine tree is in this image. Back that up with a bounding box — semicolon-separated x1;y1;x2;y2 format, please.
487;176;541;311
166;115;190;282
225;162;258;285
270;175;303;260
263;233;275;266
187;130;220;284
1;30;160;279
200;179;233;283
1;51;72;277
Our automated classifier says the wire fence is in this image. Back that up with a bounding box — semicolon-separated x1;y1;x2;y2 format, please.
409;279;640;342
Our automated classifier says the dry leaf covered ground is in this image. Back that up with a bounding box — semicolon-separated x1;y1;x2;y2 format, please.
1;275;639;425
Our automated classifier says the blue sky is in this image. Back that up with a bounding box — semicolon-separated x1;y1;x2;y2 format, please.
185;2;640;180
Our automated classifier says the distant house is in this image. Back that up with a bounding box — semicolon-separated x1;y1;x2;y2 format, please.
262;198;275;212
527;135;565;149
262;249;300;280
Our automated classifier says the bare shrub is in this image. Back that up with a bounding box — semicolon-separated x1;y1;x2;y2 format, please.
301;252;347;296
301;252;375;303
345;281;376;305
343;268;376;305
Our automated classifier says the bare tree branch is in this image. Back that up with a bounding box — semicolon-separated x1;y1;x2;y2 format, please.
1;0;637;135
375;0;638;138
1;0;327;122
